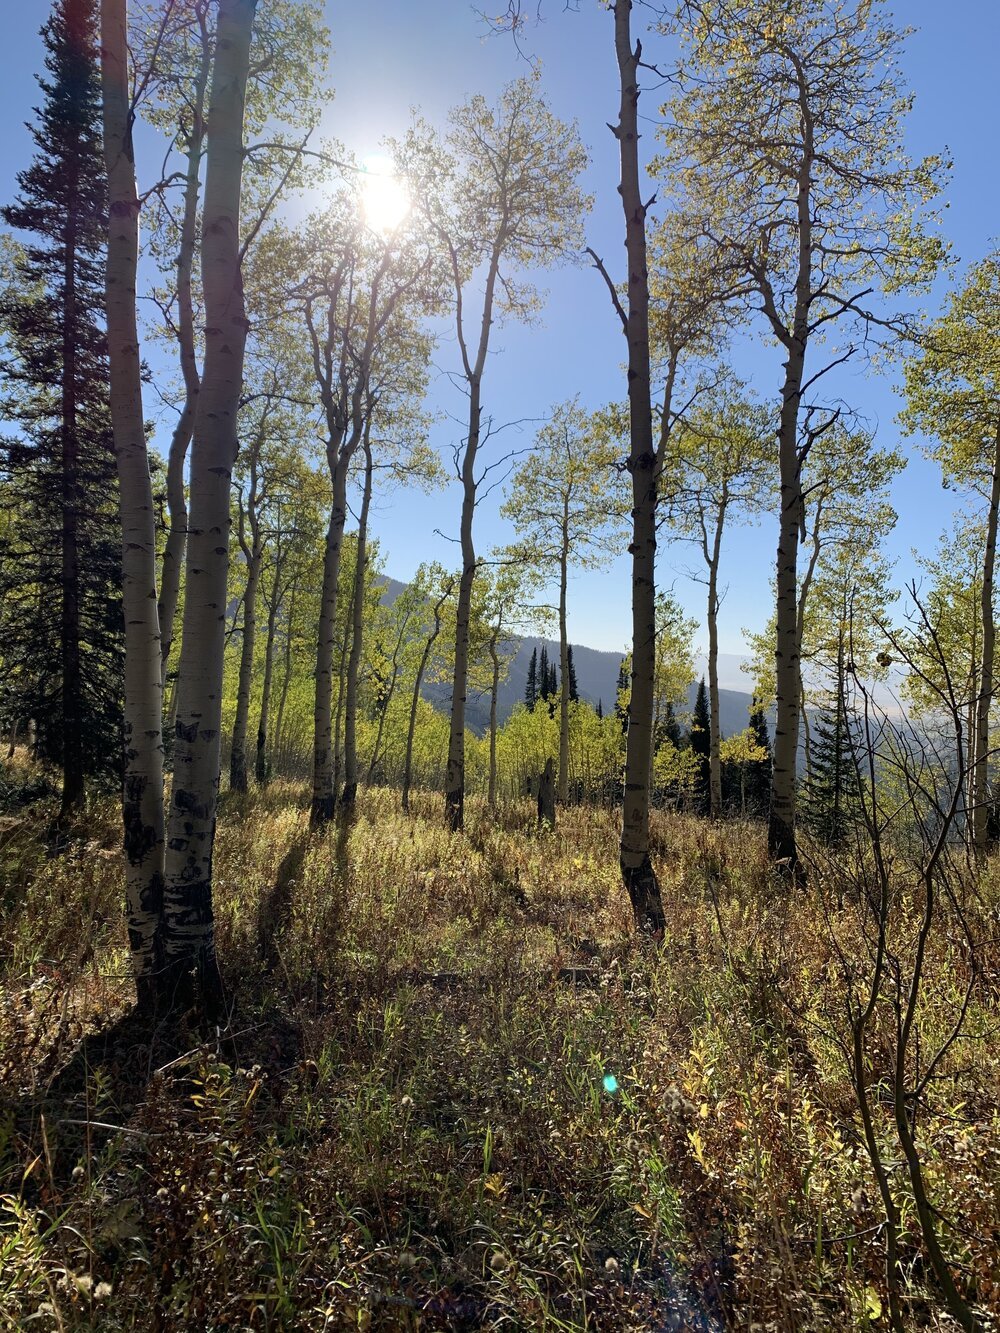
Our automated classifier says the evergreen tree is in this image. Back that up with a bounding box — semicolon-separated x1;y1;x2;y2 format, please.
745;694;773;817
0;0;121;811
689;678;711;814
801;645;860;847
566;644;578;702
615;657;630;734
538;645;551;702
596;698;604;720
541;645;557;709
657;699;682;749
524;645;538;712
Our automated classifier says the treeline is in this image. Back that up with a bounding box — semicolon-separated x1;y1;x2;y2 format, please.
0;0;997;1021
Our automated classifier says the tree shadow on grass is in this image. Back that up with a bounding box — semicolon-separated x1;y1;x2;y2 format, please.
2;1004;179;1194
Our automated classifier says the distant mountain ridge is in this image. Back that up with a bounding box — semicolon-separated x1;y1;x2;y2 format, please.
378;576;758;739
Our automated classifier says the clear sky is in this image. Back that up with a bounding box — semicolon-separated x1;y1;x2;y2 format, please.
1;1;997;663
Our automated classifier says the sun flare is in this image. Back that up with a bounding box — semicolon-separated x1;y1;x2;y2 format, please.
360;155;410;234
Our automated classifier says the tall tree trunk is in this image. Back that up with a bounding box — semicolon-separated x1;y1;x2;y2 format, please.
273;574;297;762
230;456;261;793
767;91;815;877
402;581;449;814
311;455;350;825
59;190;85;817
706;502;725;820
557;516;570;804
101;0;165;1010
612;0;665;934
770;346;807;872
158;26;208;671
332;605;351;799
445;379;480;832
972;421;1000;858
488;631;500;810
161;0;256;1017
341;440;373;809
255;557;281;785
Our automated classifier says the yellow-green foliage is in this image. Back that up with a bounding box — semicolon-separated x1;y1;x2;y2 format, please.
1;787;997;1330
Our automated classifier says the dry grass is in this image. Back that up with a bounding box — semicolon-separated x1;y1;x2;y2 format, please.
0;782;997;1330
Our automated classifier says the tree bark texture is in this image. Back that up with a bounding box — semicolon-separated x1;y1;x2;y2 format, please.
341;439;373;808
161;0;256;1017
612;0;665;934
101;0;165;1010
310;452;350;825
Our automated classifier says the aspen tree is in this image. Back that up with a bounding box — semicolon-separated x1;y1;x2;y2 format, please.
902;253;1000;859
161;0;257;1015
101;0;165;1008
399;79;588;832
660;384;771;817
503;401;624;804
660;0;946;873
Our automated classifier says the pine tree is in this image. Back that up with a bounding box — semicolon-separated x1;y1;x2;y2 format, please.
541;647;557;709
689;678;711;815
0;0;121;811
801;646;860;847
615;657;630;734
567;644;579;703
525;646;538;712
596;698;604;720
657;699;682;749
745;695;773;817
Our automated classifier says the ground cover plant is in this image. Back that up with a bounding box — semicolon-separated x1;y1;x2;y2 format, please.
1;778;997;1330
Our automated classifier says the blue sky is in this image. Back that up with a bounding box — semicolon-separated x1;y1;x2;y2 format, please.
1;1;997;663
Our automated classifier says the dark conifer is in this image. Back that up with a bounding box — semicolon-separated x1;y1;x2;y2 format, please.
525;646;538;712
689;678;711;814
801;644;860;847
0;0;121;811
615;657;630;734
566;644;579;703
745;694;773;817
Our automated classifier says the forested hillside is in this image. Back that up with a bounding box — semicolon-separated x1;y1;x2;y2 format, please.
1;1;998;1329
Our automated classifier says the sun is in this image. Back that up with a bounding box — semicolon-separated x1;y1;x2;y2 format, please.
360;155;410;235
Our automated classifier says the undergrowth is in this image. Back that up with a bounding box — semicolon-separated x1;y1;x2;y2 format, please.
0;784;997;1330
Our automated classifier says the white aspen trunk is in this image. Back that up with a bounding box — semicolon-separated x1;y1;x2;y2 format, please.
972;421;1000;858
488;632;500;810
341;439;373;808
445;378;480;832
273;574;298;762
310;452;350;825
402;583;449;814
162;0;256;1017
558;514;570;805
612;0;665;933
706;499;726;820
768;87;815;878
158;29;208;671
255;555;281;785
101;0;165;1010
230;452;262;793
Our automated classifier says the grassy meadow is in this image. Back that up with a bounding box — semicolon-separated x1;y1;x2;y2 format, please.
1;770;998;1331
